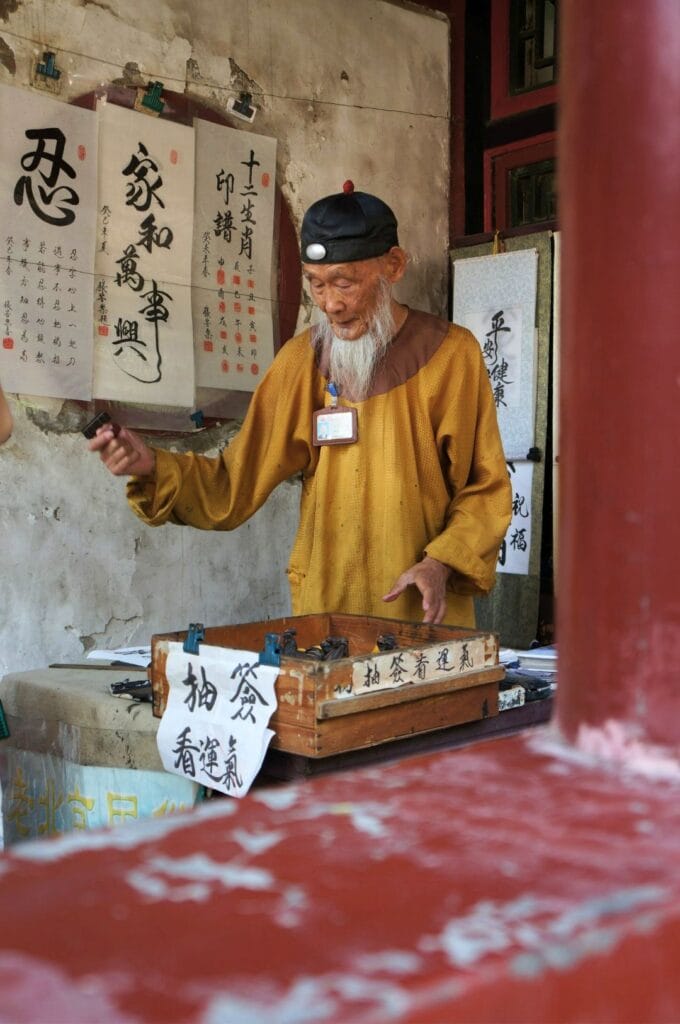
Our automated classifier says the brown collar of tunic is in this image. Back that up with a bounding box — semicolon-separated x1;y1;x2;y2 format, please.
311;307;450;402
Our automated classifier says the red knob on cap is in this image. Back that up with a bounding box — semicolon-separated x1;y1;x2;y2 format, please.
342;179;355;194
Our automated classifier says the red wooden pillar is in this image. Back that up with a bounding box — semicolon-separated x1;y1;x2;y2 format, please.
558;3;680;746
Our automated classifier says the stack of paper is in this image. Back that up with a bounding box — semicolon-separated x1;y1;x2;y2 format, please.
500;644;557;672
517;644;557;672
86;646;151;668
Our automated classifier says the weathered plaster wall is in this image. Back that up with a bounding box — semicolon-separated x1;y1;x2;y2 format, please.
0;0;450;676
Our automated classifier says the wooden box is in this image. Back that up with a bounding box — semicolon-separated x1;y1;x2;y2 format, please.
150;614;504;758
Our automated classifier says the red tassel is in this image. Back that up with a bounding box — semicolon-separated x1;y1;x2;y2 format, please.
342;179;355;194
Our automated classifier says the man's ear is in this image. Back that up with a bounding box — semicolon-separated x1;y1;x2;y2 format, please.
382;246;408;284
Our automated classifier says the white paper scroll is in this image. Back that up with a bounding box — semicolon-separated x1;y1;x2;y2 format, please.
156;642;278;797
0;84;98;399
498;459;534;575
192;119;277;392
93;102;195;406
552;231;561;584
453;249;539;459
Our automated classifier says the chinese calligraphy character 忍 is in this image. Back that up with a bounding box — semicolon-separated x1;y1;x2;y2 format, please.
14;127;79;227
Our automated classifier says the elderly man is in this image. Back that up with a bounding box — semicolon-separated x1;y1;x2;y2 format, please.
90;182;511;626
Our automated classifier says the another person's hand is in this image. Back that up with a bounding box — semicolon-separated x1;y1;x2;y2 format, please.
382;555;452;624
88;424;156;477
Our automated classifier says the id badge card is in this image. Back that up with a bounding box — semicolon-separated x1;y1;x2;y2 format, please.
312;405;358;446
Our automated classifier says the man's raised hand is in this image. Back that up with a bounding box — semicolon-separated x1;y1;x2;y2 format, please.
88;425;156;478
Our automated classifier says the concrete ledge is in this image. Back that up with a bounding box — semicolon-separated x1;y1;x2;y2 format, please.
0;668;162;770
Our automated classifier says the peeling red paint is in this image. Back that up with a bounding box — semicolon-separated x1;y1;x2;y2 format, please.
1;731;679;1022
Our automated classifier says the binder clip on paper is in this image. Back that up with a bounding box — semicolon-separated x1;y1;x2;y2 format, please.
32;50;62;94
134;81;165;117
259;633;282;668
35;51;61;81
227;91;257;124
183;623;205;655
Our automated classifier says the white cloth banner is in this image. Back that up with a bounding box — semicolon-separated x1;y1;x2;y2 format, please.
0;84;98;399
192;119;277;392
452;249;539;459
93;101;195;406
157;642;278;797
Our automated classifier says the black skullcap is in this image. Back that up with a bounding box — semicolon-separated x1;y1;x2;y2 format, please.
300;180;399;264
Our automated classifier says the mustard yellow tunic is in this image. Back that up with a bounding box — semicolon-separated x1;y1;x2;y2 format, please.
127;310;511;627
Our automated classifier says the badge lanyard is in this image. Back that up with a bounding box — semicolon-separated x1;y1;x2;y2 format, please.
312;382;359;446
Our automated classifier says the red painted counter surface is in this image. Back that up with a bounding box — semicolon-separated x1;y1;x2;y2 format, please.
1;726;679;1023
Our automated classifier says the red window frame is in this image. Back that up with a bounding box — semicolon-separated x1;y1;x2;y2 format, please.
483;131;556;232
490;0;558;121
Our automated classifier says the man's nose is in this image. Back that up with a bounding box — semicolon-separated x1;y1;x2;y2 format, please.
322;288;345;314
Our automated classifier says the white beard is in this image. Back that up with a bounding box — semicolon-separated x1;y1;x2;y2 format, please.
316;278;395;400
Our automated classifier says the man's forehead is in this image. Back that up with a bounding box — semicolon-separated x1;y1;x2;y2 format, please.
302;258;380;280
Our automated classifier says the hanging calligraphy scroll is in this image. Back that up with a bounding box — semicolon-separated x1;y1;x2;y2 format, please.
0;82;297;418
93;101;195;406
452;248;539;460
499;459;533;576
192;119;277;392
0;84;98;399
451;232;553;647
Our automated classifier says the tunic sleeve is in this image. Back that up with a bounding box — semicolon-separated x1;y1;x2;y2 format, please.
424;331;512;594
126;337;318;531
